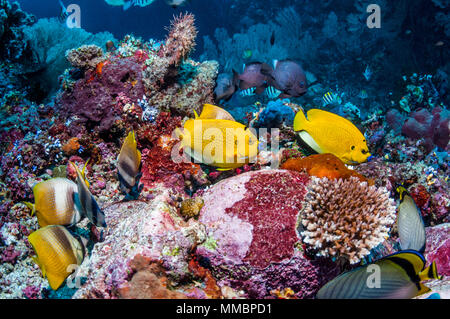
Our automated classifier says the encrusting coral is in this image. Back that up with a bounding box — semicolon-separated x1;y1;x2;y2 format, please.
300;176;397;264
282;153;373;185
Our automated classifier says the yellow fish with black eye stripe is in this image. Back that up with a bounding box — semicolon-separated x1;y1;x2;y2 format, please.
28;225;85;290
177;104;259;170
317;250;442;299
293;109;371;164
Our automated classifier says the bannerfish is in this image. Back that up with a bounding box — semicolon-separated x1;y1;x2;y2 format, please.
58;0;69;24
214;71;239;102
28;225;85;290
396;185;426;253
238;62;272;95
165;0;191;8
70;162;106;227
293;109;371;164
317;250;442;299
261;60;308;98
177;105;259;170
122;0;156;11
117;131;142;195
23;178;82;228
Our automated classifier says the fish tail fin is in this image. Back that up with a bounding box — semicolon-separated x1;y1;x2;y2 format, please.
416;282;431;297
23;202;36;216
420;261;442;281
293;109;308;132
123;1;133;11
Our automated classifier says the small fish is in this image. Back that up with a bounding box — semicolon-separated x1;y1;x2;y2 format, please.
23;178;82;228
242;49;253;60
239;87;256;97
270;31;275;46
261;60;307;98
293;109;371;164
317;250;442;299
363;65;372;81
177;105;259;169
214;71;239;102
122;0;155;10
58;0;69;24
165;0;190;8
358;90;369;99
396;185;426;253
70;162;106;227
28;225;85;290
117;131;142;195
322;91;341;106
265;86;282;100
435;41;444;47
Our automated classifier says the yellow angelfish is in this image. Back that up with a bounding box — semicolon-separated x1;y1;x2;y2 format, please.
28;225;85;290
293;109;371;164
177;104;259;170
23;178;82;228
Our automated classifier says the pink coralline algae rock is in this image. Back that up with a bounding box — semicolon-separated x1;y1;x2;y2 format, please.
1;244;21;264
73;187;206;299
196;169;340;299
424;223;450;277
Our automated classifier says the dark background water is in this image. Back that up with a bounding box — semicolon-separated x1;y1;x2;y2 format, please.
15;0;232;58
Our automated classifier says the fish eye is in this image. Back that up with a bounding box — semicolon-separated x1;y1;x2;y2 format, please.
351;146;355;150
362;149;367;154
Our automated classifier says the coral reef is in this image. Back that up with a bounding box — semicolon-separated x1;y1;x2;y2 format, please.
300;177;397;264
196;169;340;298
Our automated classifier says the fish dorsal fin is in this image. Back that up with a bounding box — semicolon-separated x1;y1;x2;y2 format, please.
306;109;353;125
419;261;442;281
199;104;235;121
383;250;426;275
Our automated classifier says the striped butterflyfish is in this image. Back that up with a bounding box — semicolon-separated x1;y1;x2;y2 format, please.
117;131;142;195
316;250;442;299
28;225;85;290
396;185;426;253
70;162;107;227
23;178;82;228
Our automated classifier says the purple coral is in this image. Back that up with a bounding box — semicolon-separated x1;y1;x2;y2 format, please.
1;244;21;264
401;107;449;151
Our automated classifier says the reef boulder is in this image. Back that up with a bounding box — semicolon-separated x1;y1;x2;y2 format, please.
196;169;340;299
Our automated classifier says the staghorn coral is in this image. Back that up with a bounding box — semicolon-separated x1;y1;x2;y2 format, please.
300;176;396;264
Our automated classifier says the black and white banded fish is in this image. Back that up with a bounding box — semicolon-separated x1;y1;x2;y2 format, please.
239;87;256;97
265;86;282;99
70;162;106;228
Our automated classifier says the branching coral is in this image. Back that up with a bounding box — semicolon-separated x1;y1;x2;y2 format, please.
300;177;396;264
